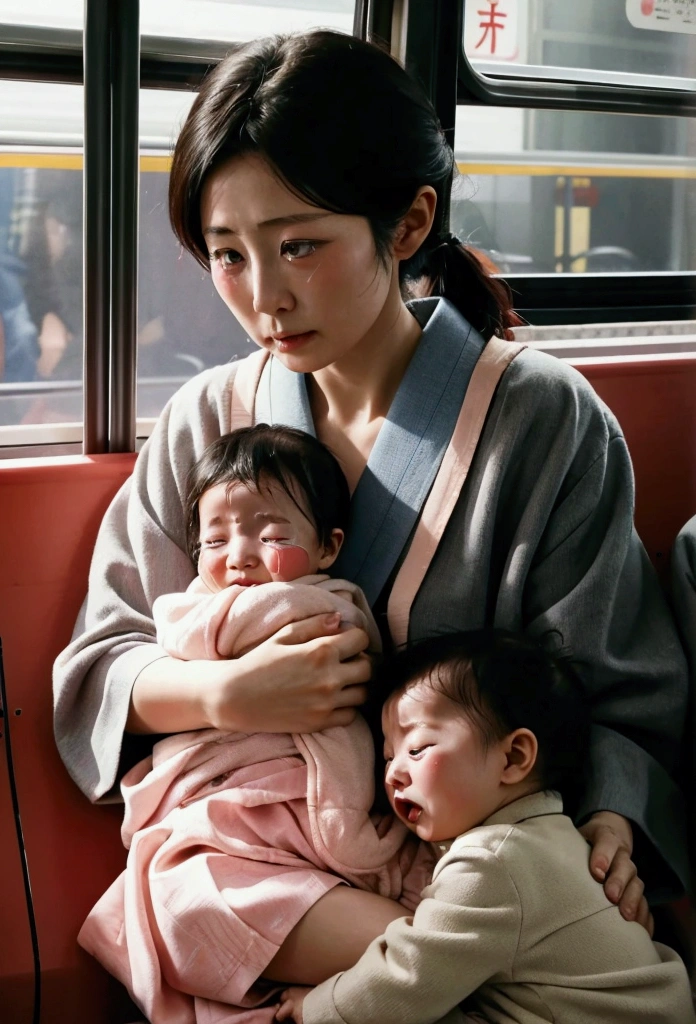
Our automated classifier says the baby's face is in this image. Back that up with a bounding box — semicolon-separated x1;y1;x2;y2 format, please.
197;477;341;591
382;680;509;843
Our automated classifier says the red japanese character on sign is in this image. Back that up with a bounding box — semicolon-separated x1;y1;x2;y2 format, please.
476;1;508;55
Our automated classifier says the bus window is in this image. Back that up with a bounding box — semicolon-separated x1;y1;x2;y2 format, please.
464;0;696;88
136;89;258;432
0;0;83;31
454;104;696;275
0;80;83;443
140;0;354;42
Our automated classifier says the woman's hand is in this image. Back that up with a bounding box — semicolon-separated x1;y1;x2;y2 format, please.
208;614;372;734
129;613;371;736
276;986;312;1023
579;811;653;935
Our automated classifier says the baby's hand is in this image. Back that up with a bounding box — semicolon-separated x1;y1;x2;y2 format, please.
276;985;312;1023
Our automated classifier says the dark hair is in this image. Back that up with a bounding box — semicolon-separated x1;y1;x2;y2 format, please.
169;30;520;341
184;424;350;562
376;630;590;811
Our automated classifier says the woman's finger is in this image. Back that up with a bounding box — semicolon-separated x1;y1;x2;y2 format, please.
274;613;343;645
336;650;372;687
616;873;644;920
275;999;293;1022
603;848;637;905
276;619;371;662
334;681;370;708
585;825;624;882
317;625;371;661
631;893;653;935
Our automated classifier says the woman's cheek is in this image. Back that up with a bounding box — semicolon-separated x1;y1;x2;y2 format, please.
210;264;245;313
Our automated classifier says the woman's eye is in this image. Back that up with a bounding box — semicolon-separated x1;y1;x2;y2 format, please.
210;248;243;269
202;539;224;548
261;536;288;545
281;240;317;261
409;746;429;757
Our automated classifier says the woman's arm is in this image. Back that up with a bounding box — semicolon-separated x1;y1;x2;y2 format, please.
53;364;369;801
524;433;689;900
128;617;370;734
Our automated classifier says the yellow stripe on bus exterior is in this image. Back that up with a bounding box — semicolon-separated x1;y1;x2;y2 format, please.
0;151;692;180
0;152;173;171
457;161;696;180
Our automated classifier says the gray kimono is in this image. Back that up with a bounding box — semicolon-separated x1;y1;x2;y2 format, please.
53;297;690;899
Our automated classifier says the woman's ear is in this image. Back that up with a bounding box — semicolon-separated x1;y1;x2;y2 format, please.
500;729;538;786
317;528;344;570
392;186;437;261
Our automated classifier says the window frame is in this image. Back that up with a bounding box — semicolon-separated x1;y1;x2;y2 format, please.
458;0;696;118
0;0;694;458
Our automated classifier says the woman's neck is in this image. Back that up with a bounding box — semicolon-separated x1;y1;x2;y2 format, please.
310;294;422;431
308;289;424;491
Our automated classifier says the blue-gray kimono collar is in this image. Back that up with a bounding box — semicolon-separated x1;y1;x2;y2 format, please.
255;297;486;606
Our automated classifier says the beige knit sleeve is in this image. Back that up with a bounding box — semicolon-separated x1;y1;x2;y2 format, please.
303;844;521;1024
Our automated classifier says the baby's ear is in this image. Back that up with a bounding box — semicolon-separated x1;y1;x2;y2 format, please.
318;528;344;570
501;729;538;785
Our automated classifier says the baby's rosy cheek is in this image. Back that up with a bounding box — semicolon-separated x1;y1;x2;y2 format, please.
264;544;311;580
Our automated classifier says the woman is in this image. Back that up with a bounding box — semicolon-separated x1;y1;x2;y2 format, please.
54;28;688;994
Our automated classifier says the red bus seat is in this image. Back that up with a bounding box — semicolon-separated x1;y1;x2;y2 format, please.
0;354;694;1022
577;356;696;583
0;454;136;1024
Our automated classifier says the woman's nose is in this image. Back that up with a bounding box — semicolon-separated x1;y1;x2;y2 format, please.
251;259;295;316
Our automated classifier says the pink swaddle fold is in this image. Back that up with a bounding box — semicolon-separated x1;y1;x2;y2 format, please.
79;576;433;1024
153;573;382;661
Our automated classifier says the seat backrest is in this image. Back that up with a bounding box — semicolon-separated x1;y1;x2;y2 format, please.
0;454;136;1024
577;357;696;581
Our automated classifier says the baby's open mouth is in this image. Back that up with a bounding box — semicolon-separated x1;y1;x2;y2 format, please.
394;796;422;824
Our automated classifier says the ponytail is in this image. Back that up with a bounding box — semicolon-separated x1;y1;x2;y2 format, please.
402;234;523;341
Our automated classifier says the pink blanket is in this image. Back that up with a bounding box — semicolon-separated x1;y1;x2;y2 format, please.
79;575;433;1024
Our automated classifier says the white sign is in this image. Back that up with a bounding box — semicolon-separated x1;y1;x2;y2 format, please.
464;0;520;61
626;0;696;34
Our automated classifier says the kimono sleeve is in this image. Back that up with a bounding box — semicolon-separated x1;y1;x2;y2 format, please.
672;515;696;678
525;430;690;899
52;365;235;802
671;515;696;877
303;846;520;1024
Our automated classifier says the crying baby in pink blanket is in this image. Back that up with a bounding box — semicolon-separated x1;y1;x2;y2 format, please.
78;424;433;1024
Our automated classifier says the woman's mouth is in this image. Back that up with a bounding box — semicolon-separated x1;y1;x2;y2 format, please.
394;796;422;824
270;330;316;352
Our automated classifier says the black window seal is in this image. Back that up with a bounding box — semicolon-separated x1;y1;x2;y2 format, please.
505;272;696;326
0;23;224;89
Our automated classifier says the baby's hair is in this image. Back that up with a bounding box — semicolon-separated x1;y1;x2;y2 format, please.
376;629;590;812
184;424;350;563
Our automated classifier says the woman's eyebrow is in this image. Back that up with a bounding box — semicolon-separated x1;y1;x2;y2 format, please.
254;512;291;523
204;212;331;236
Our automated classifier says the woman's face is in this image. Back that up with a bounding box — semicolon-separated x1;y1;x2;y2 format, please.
200;153;400;374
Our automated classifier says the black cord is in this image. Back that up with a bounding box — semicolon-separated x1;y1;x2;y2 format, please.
0;637;41;1024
